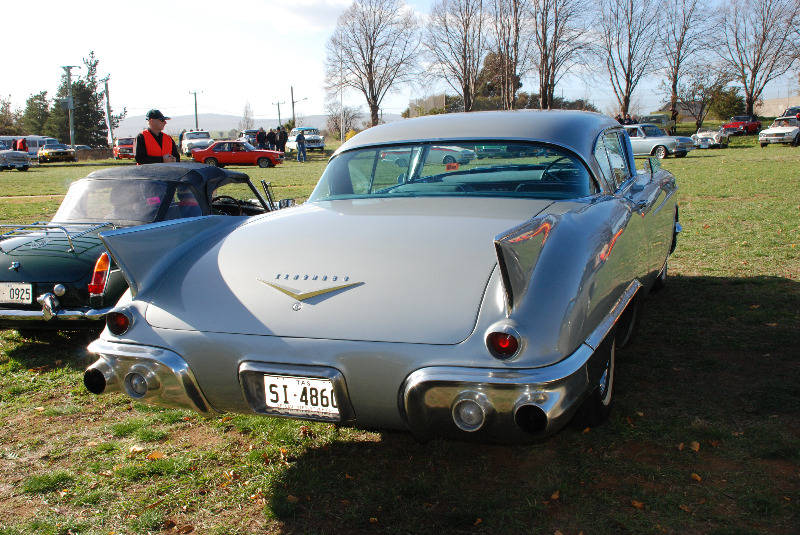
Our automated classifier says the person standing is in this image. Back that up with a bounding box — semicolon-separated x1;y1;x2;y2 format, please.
256;127;267;149
278;127;288;153
266;128;277;150
16;138;27;152
178;129;186;147
295;130;306;162
134;109;180;165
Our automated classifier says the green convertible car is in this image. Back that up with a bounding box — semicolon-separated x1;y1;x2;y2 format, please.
0;163;276;336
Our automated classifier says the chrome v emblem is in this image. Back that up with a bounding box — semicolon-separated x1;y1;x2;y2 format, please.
258;279;363;302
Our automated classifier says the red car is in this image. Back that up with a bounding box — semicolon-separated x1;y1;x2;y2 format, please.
113;137;135;159
192;141;283;168
722;115;761;135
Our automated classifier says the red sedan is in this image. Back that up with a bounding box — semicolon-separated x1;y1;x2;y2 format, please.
721;115;761;135
192;141;283;168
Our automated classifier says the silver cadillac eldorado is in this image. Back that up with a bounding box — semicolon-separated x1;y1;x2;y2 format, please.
624;123;695;158
83;110;680;443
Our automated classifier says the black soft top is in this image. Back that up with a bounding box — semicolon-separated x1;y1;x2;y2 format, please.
83;163;250;195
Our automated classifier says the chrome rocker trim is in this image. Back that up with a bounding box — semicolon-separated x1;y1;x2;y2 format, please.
85;339;212;413
400;280;641;442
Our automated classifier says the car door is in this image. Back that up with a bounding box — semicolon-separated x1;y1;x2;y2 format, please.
624;126;646;156
213;142;231;164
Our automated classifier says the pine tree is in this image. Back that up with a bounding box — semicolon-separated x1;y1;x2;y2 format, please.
20;91;50;135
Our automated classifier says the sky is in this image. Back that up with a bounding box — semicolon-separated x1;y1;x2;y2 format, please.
3;0;796;127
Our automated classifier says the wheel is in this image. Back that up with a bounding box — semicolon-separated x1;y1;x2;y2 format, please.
760;143;768;148
793;135;800;147
211;195;242;216
204;157;219;167
574;334;616;427
257;158;272;168
653;145;668;159
18;166;29;172
442;155;456;164
674;151;687;158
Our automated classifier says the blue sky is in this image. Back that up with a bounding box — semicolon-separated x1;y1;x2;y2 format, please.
3;0;794;122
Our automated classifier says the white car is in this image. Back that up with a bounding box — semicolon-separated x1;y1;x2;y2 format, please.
691;127;729;149
285;127;325;152
379;145;477;166
758;116;800;147
181;130;214;156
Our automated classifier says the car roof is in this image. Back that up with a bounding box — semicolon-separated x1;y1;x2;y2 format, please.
82;163;251;192
335;110;618;161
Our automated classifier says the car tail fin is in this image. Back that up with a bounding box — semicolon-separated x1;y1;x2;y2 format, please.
494;214;559;313
99;216;245;298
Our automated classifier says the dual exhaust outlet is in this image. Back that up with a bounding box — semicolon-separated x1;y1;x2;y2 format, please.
450;391;548;435
84;359;159;399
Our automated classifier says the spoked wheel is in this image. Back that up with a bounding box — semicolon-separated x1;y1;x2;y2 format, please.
204;157;219;167
442;155;456;164
574;334;616;427
653;146;668;159
257;158;273;168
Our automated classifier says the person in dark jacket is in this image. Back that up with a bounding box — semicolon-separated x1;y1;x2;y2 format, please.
134;109;180;165
295;131;307;162
256;128;267;149
266;129;277;150
277;127;288;152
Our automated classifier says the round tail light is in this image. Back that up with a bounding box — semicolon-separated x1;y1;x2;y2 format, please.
106;311;131;336
486;331;520;359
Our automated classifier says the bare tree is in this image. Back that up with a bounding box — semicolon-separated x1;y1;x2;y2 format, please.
661;0;708;132
325;101;363;138
716;0;800;116
238;102;254;131
530;0;590;109
677;65;733;129
425;0;487;112
326;0;419;127
597;0;660;115
490;0;531;109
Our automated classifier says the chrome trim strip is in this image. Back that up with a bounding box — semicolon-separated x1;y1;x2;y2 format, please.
584;279;641;350
86;339;212;413
0;306;112;321
238;362;356;423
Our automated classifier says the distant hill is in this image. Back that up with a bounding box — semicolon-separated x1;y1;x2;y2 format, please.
116;112;403;138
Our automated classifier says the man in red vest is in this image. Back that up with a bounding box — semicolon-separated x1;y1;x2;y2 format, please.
134;109;180;164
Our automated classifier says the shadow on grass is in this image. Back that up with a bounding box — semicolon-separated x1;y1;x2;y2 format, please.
2;328;98;372
267;274;799;534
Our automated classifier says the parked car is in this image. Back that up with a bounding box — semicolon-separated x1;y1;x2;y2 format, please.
0;142;30;171
721;115;761;135
181;130;214;156
238;129;259;145
379;145;476;165
0;163;275;336
0;135;59;160
691;126;729;149
75;145;92;151
38;143;77;163
640;114;676;133
781;106;800;118
83;110;681;443
623;124;695;158
113;137;135;160
757;116;800;147
285;127;325;152
191;140;283;168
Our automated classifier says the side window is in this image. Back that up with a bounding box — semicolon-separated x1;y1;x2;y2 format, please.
594;138;613;188
602;132;631;190
626;128;639;138
214;143;228;152
165;185;202;220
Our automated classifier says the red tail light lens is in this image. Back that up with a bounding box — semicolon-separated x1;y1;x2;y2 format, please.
88;252;110;295
487;332;520;359
106;311;131;335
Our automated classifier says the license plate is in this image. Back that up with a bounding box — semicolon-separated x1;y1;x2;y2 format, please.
700;142;709;148
263;375;339;417
0;282;33;304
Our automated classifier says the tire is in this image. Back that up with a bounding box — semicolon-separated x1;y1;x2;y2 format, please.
760;143;768;148
653;146;668;159
442;155;456;164
257;158;272;168
574;334;616;427
204;157;219;167
793;135;800;147
674;151;687;158
18;166;29;172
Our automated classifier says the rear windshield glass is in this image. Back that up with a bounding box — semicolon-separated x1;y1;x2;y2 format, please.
186;132;210;139
117;138;134;145
308;141;595;201
52;179;171;226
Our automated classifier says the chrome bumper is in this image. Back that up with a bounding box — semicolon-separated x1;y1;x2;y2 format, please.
85;339;212;413
0;292;111;322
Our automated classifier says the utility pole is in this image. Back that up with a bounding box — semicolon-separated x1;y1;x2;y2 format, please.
290;86;307;127
189;91;199;129
62;65;80;147
340;57;345;142
272;101;285;126
101;75;114;148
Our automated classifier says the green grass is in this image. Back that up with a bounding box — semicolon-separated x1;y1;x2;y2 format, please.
0;133;798;534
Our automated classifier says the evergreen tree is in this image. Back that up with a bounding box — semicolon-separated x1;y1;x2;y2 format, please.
20;91;50;135
0;97;23;135
44;52;125;145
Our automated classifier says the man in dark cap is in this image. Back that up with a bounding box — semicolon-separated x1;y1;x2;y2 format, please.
134;109;181;164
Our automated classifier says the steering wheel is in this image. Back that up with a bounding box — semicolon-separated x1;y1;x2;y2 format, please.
211;195;243;216
541;156;571;182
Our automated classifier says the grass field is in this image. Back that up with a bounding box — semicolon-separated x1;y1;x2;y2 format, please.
0;131;798;534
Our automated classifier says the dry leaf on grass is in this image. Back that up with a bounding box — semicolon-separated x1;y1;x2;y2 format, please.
551;490;560;500
286;495;299;503
631;500;645;510
582;427;591;434
677;442;684;451
146;451;165;460
369;517;378;524
679;504;692;513
474;518;482;526
690;441;700;452
128;445;145;455
691;473;702;482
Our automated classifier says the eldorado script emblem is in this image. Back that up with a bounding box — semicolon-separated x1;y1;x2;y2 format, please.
259;280;363;302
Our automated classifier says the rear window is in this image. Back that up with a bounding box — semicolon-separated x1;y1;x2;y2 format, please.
52;179;171;226
309;141;595;201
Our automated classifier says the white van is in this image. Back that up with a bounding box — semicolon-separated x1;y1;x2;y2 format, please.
0;135;60;159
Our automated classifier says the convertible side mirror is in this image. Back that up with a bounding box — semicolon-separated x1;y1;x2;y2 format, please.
647;156;661;175
278;198;296;209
